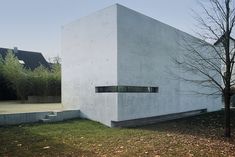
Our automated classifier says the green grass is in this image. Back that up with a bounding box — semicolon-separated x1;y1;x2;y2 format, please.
1;111;235;157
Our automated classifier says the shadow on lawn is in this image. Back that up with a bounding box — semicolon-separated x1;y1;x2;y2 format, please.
0;125;96;157
138;110;235;141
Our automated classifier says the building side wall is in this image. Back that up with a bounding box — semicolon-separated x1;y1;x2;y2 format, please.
62;5;118;126
117;5;221;121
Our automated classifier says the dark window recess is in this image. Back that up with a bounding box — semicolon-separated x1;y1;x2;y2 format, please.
95;86;158;93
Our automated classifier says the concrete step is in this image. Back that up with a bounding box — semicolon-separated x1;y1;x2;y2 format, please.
46;112;60;121
40;112;59;123
45;114;57;119
48;112;57;116
39;118;51;123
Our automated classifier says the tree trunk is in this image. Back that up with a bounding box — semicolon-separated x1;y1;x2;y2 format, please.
224;0;231;138
224;90;231;137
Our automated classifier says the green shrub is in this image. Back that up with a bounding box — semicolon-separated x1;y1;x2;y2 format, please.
29;64;61;97
1;51;31;100
0;53;17;100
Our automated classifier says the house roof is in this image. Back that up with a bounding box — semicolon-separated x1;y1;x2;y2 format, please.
0;47;50;70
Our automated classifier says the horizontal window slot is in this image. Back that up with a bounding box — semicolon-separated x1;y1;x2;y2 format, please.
95;86;158;93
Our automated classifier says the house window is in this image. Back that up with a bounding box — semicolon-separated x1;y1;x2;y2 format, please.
18;60;25;64
95;86;158;93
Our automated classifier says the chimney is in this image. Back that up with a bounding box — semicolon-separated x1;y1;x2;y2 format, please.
13;47;18;54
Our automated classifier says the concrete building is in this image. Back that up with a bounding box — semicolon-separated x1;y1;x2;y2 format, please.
62;4;222;127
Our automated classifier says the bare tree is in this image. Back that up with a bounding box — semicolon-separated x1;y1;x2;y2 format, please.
175;0;235;137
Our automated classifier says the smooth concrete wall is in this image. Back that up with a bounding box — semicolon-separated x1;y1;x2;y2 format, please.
116;4;221;121
62;5;118;126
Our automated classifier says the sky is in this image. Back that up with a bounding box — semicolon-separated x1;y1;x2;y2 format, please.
0;0;201;60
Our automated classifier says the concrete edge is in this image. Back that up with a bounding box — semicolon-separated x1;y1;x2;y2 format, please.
0;110;80;126
111;109;207;127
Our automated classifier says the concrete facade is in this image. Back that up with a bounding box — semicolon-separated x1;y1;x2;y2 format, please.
62;5;118;126
62;4;222;127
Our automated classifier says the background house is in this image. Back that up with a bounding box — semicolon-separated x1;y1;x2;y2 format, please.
0;47;50;70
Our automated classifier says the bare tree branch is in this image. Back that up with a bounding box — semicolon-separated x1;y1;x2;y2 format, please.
172;0;235;137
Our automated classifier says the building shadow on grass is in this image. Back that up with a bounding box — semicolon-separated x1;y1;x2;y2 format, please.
136;110;235;142
0;124;97;157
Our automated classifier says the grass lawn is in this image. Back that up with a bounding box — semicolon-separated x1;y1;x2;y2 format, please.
0;111;235;157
